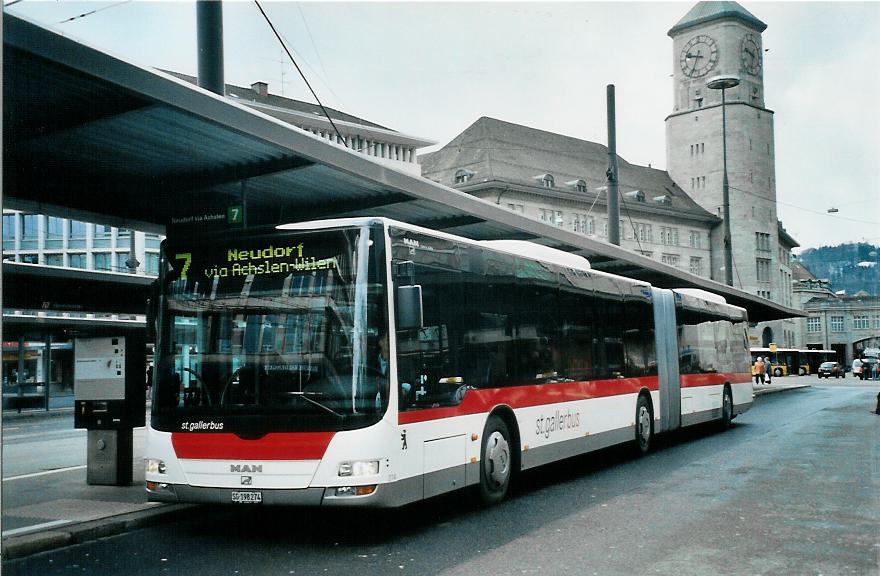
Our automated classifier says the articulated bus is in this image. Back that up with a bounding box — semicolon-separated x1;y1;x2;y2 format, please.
749;348;835;377
145;217;752;507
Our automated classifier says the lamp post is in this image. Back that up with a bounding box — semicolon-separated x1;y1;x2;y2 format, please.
706;74;740;286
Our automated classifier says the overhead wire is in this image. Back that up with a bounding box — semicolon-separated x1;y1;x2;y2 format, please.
56;0;132;24
254;0;347;147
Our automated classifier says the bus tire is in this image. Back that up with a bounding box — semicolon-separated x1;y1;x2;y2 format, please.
479;415;513;505
774;368;783;377
799;367;807;376
635;394;654;455
719;386;733;430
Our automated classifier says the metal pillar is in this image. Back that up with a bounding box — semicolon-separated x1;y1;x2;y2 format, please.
197;0;225;96
606;85;620;246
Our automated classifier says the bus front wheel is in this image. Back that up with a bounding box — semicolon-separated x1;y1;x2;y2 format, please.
479;416;512;505
635;395;654;455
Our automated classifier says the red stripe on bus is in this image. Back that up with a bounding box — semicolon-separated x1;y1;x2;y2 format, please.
399;376;658;424
398;372;751;425
680;372;751;387
171;432;335;460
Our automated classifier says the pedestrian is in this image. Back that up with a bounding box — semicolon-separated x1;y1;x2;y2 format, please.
765;357;772;384
753;356;765;385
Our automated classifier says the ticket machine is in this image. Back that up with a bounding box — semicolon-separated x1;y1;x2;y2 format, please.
74;336;146;485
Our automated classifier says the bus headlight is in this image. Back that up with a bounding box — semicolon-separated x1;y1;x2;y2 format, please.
338;460;379;477
146;458;166;475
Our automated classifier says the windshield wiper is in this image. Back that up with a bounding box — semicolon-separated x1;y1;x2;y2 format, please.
286;391;344;419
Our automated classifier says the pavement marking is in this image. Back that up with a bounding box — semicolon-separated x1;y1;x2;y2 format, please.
3;465;87;481
3;519;72;537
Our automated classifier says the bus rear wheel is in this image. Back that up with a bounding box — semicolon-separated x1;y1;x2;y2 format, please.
479;416;513;505
719;386;733;430
635;395;653;454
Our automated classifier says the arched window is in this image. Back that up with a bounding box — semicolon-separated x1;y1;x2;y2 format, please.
542;174;554;188
454;169;474;184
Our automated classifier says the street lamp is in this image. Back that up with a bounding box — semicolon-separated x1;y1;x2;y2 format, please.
706;74;740;286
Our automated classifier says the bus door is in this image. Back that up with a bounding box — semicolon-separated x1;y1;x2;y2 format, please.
652;288;680;432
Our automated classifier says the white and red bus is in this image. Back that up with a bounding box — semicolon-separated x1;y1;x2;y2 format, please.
145;217;752;507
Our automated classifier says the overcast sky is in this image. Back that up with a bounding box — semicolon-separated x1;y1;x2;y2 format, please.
7;0;879;251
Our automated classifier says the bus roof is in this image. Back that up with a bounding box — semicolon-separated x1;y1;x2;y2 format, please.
278;217;746;317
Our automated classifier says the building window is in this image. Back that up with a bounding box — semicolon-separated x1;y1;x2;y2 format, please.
507;203;524;213
117;252;131;272
542;174;555;188
873;316;880;329
69;220;86;249
3;213;15;250
94;252;112;272
145;233;162;249
572;180;587;193
854;316;869;330
688;230;702;249
625;190;645;203
807;317;821;333
631;222;652;243
94;224;112;248
539;208;563;227
45;216;64;249
69;253;86;269
660;227;679;246
45;254;63;267
830;316;844;333
21;214;39;249
689;257;702;276
756;258;771;282
661;254;680;267
454;170;473;184
755;232;771;252
146;253;160;275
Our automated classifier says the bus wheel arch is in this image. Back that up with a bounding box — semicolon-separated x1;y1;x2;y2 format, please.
478;407;519;505
635;391;654;455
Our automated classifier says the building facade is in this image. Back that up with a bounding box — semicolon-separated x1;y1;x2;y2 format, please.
802;293;880;364
419;116;719;278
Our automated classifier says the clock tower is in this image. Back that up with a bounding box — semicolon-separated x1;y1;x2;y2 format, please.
666;2;777;300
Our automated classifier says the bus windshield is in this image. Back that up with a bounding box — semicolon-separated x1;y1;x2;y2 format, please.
151;225;388;433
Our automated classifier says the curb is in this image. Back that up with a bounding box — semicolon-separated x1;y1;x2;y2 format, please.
753;384;811;396
2;407;75;421
1;503;198;561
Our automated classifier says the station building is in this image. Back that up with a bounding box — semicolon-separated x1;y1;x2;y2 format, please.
1;76;434;410
421;1;800;349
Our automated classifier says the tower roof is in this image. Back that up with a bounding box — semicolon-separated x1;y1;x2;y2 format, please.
668;1;767;37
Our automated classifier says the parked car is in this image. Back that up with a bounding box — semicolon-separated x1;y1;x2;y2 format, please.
818;361;842;379
852;359;863;379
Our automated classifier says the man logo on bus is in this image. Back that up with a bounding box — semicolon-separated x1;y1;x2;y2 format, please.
230;464;263;474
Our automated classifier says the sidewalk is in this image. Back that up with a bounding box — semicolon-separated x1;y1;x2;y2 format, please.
2;406;195;561
2;379;815;561
751;379;812;396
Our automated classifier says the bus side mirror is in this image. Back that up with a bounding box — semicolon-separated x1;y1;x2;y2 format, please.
146;280;159;342
397;285;423;330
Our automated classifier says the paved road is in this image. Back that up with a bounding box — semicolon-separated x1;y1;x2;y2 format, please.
3;382;879;575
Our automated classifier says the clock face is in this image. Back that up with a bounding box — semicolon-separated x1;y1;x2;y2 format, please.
741;34;762;75
680;34;718;78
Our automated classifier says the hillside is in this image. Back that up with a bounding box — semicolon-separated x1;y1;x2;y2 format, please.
797;243;879;296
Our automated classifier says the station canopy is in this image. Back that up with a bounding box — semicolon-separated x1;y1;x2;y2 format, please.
3;14;800;322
